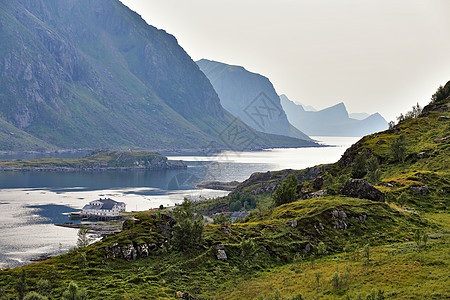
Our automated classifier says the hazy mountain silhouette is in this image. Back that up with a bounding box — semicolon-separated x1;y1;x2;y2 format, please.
280;95;388;136
196;59;311;141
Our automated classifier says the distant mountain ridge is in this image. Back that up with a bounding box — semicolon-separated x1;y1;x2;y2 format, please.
196;59;312;141
280;95;388;136
349;112;370;120
0;0;315;151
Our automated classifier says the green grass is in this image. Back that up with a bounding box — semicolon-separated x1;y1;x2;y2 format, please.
0;195;444;299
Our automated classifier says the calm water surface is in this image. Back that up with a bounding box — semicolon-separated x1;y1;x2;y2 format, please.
0;136;359;267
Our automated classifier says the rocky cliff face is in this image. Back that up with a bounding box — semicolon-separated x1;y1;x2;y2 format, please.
0;0;312;151
196;59;311;141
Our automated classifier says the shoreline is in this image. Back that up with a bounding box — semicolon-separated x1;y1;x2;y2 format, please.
0;164;187;172
0;143;329;157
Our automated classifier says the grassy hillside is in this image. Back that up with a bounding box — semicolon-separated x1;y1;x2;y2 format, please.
0;196;439;299
0;117;57;151
0;85;448;299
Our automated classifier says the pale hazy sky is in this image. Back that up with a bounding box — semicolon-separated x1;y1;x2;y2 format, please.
120;0;450;121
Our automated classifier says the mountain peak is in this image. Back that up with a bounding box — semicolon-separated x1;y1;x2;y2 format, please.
197;60;312;141
0;0;312;151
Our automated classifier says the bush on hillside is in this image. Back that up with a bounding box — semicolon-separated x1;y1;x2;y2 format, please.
272;174;298;206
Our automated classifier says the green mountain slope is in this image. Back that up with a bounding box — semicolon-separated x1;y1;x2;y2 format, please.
0;0;314;151
0;117;56;151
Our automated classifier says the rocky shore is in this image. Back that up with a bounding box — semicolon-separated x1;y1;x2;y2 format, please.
196;181;240;191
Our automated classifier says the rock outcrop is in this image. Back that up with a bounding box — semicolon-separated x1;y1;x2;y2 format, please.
410;185;429;195
231;166;328;196
301;189;328;200
340;179;385;202
215;244;228;261
332;210;348;230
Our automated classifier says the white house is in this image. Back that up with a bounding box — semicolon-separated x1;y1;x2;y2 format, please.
82;198;126;218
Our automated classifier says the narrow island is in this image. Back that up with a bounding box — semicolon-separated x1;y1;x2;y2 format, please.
0;150;186;171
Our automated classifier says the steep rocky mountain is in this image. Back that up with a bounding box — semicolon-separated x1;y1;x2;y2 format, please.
196;59;312;141
0;0;314;151
280;94;388;136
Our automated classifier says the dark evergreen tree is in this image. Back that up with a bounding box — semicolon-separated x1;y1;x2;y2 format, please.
367;156;381;184
76;226;91;249
171;198;203;252
62;282;87;300
272;174;298;206
351;154;367;179
213;213;230;225
390;135;407;162
14;269;27;300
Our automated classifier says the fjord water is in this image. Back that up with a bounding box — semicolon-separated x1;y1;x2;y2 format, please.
0;136;359;267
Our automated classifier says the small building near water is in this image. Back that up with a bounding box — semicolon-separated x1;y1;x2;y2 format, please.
81;198;126;219
231;211;249;223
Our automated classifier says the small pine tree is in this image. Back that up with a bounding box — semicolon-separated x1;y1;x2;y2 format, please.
431;84;449;103
323;176;334;187
229;200;241;211
367;156;378;173
315;272;321;292
291;294;305;300
23;292;48;300
388;121;395;129
366;289;385;300
337;174;349;184
366;156;381;184
62;281;87;300
240;237;257;263
15;268;27;300
362;244;370;265
171;198;203;252
351;154;367;179
213;213;230;225
317;242;328;255
76;226;91;249
397;192;408;206
36;279;49;295
23;292;47;300
390;135;407;163
331;271;341;289
78;252;87;268
422;233;428;249
272;174;298;206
